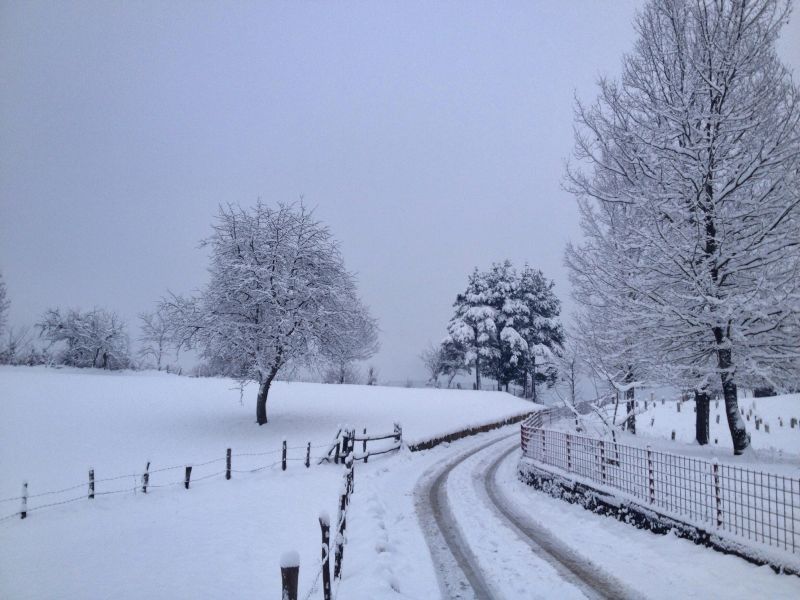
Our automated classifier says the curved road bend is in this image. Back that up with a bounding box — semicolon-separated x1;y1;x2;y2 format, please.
415;431;642;600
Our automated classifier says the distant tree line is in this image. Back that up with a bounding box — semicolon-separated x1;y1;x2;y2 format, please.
0;203;380;416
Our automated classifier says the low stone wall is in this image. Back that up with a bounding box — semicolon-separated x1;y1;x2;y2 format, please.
518;458;799;577
407;411;533;452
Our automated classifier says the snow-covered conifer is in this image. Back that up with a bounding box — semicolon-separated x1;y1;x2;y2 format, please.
446;261;563;392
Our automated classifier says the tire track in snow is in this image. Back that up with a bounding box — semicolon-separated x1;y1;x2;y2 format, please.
415;435;513;599
415;430;642;600
479;441;644;600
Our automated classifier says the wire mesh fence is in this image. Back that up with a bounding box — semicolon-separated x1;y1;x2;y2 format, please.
521;414;800;555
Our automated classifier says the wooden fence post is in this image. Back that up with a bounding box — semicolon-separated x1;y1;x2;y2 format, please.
363;428;367;455
226;448;232;480
184;466;192;490
305;443;311;468
20;482;27;520
88;469;95;500
334;488;346;580
319;513;332;600
280;551;300;600
334;440;341;465
647;446;654;504
282;440;287;471
713;460;722;528
393;422;402;444
142;461;150;494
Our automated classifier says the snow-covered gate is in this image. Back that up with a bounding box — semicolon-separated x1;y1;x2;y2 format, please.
520;415;800;560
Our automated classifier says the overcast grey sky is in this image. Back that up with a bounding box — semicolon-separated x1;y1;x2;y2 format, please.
1;1;798;381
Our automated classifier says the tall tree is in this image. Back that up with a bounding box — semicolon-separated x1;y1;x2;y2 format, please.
514;265;565;400
566;0;800;453
447;261;564;392
446;268;496;390
164;202;375;425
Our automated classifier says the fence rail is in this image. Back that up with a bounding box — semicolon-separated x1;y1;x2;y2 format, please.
521;414;800;556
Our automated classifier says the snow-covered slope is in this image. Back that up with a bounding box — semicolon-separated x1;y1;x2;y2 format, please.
0;366;535;497
0;366;535;599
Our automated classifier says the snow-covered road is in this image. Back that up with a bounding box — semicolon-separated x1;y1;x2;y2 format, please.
415;432;637;599
338;425;799;598
362;427;800;600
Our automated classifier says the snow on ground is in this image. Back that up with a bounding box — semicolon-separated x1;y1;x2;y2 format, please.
498;447;800;599
341;428;800;599
550;393;800;477
0;366;535;599
0;366;535;498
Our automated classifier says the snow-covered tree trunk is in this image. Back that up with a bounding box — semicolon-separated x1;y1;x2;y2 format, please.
624;375;635;435
717;345;749;454
256;365;280;425
695;390;710;446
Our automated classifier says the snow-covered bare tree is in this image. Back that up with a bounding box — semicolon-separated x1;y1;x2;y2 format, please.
0;271;9;341
138;307;171;370
163;202;376;424
320;299;379;384
322;362;361;384
0;326;33;365
566;0;800;454
439;338;470;387
420;342;445;386
365;364;379;386
38;307;131;370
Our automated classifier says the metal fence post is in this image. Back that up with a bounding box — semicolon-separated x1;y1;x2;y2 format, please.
599;440;607;484
541;429;547;463
647;446;654;504
713;460;722;528
566;433;572;472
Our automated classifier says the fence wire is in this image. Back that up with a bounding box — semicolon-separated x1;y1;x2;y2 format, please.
0;443;337;522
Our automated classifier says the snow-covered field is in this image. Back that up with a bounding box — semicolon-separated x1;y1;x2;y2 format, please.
0;366;535;599
638;394;800;456
553;393;800;477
